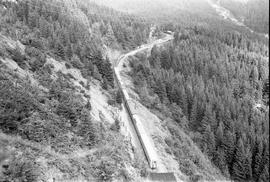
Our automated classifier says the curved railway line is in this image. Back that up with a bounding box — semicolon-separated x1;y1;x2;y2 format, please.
114;33;178;181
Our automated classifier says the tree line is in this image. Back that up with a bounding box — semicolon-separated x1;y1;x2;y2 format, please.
130;25;269;181
0;0;151;89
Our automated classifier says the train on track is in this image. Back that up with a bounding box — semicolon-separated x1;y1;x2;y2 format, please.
114;68;158;169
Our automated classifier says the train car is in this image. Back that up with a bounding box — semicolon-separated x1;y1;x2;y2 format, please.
133;115;158;169
114;68;123;87
114;67;158;169
165;30;173;35
122;89;130;101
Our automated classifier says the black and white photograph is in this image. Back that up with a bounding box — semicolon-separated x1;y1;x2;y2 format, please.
0;0;269;181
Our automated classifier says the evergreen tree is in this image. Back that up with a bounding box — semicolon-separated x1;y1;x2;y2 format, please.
104;23;117;47
170;103;188;129
214;147;230;177
55;41;66;60
116;89;122;105
200;105;216;133
259;165;269;182
252;140;263;181
190;98;199;130
79;109;97;147
250;66;259;83
221;130;235;167
86;99;92;110
232;138;247;181
223;109;233;131
102;78;109;90
153;79;167;103
114;118;121;132
202;125;216;158
66;43;73;60
216;121;224;148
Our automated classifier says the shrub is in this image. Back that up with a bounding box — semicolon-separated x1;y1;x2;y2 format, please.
28;38;44;50
80;89;85;94
19;113;52;143
42;64;53;75
57;102;77;126
10;46;26;67
0;48;6;57
92;65;102;81
2;157;39;182
81;69;89;79
0;80;37;134
37;70;54;88
79;81;85;87
86;99;91;110
107;99;115;106
84;94;91;99
70;55;84;69
165;137;173;147
96;160;115;181
78;109;98;147
65;62;72;69
66;73;75;80
179;159;194;177
120;169;132;181
86;81;91;90
29;56;46;72
110;119;120;132
165;147;172;154
116;89;122;104
189;174;204;182
102;78;109;90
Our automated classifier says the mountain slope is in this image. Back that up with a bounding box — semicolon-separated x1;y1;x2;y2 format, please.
0;0;151;181
90;0;218;25
217;0;269;34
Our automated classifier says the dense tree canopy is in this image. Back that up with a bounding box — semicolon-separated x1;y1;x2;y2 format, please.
130;25;269;181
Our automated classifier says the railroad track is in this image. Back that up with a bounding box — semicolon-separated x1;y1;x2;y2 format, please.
113;33;178;181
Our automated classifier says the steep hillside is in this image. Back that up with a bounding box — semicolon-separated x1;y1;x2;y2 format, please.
0;0;151;181
217;0;269;34
91;0;218;26
0;0;268;182
128;25;269;182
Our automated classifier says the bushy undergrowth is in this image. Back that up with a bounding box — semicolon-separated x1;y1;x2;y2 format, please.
1;157;39;182
0;59;145;180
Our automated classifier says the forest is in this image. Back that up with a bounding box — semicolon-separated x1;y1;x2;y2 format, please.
0;0;150;181
0;0;269;181
0;0;151;87
129;25;269;181
218;0;269;34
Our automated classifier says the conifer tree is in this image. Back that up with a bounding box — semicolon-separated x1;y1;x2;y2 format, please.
55;41;66;60
202;125;216;157
154;80;167;103
214;147;230;177
252;140;263;181
102;78;109;90
201;105;215;133
79;109;97;147
116;89;122;105
223;109;233;131
232;138;247;181
104;23;117;47
190;98;198;130
216;121;224;148
221;130;235;167
259;166;269;182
